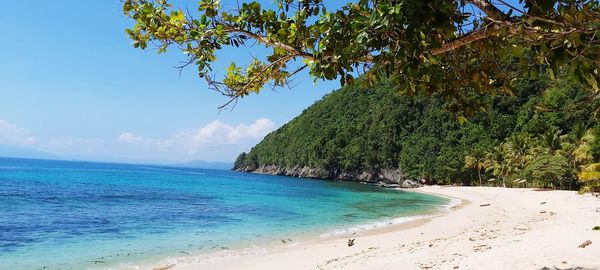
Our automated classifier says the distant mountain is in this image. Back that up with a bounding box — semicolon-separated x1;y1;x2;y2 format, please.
176;160;233;170
0;145;57;160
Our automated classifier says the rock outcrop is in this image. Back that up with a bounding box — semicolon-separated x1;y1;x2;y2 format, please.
234;164;411;185
401;179;422;188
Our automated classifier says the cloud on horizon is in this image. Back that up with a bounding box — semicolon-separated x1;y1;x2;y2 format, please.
117;118;276;158
0;118;277;163
0;119;37;146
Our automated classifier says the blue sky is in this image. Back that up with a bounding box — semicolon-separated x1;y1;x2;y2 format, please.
0;1;520;163
0;1;340;163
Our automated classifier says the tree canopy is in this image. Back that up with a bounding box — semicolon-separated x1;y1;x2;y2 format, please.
124;0;599;114
233;72;600;191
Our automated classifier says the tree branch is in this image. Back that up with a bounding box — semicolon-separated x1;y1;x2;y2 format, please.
431;24;500;56
467;0;511;21
213;54;304;109
222;26;315;61
495;0;566;26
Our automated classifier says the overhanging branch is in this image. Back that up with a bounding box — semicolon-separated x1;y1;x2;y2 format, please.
222;26;315;61
431;24;500;56
467;0;511;21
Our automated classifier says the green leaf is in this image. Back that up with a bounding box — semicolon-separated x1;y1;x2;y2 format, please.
548;68;556;80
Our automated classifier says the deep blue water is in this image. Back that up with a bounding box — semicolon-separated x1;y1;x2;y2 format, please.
0;157;447;269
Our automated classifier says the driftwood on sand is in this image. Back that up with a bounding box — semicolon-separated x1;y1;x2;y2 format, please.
578;240;592;248
347;239;355;247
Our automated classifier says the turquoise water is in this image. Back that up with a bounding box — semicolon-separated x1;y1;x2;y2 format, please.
0;157;448;269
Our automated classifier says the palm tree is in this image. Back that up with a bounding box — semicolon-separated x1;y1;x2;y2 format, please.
505;134;535;170
465;153;486;186
563;128;595;190
539;127;563;154
571;129;595;166
496;159;518;188
578;162;600;195
484;145;516;188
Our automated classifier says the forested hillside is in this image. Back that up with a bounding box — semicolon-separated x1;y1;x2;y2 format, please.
234;76;600;191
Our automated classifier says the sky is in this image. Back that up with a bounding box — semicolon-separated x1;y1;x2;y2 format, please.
0;1;341;163
0;1;521;164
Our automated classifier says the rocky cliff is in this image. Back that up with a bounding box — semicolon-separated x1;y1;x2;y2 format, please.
234;164;404;183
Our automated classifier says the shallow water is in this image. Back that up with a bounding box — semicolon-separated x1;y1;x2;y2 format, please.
0;157;448;269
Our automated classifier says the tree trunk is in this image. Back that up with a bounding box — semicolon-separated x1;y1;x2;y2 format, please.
478;168;482;186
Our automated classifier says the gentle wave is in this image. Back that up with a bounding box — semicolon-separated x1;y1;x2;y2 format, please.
320;196;461;238
139;194;462;269
115;246;272;270
319;215;433;238
442;197;462;211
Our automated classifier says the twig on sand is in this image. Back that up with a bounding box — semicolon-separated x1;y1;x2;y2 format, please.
578;240;592;248
480;203;491;207
347;239;355;247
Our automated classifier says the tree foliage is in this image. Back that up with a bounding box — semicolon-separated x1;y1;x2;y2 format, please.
234;73;600;190
522;154;570;188
578;162;600;193
124;0;600;113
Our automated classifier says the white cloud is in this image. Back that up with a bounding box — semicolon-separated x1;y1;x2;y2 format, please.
115;118;277;161
227;118;276;141
117;132;142;144
118;131;173;149
0;118;276;162
180;118;276;147
0;119;37;146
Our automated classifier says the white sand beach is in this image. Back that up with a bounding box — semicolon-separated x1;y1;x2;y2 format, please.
159;186;600;270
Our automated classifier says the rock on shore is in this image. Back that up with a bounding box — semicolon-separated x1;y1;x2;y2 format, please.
234;164;419;186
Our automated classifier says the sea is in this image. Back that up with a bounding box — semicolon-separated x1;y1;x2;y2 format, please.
0;157;451;269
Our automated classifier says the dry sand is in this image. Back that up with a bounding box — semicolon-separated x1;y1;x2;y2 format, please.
154;186;600;270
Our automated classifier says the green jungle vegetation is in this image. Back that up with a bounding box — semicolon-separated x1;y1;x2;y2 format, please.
235;73;600;192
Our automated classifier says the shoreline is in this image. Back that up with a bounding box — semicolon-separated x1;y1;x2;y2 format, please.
318;190;464;239
138;188;454;270
147;186;600;270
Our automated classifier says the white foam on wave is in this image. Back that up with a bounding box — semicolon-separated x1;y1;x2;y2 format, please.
319;214;433;238
320;196;462;238
442;197;462;212
121;243;293;270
